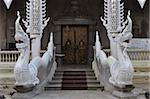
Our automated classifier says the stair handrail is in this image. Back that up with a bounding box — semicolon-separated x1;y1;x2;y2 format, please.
92;32;113;90
32;47;57;96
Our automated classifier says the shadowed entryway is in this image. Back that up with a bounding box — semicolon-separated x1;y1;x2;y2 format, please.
62;25;88;65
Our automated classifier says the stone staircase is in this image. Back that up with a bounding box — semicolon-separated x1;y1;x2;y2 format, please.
0;64;149;90
0;65;15;88
45;68;104;90
133;66;150;84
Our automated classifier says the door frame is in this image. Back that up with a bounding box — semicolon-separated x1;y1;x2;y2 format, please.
53;18;96;66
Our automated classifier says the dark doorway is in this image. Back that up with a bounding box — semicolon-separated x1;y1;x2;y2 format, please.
62;25;88;65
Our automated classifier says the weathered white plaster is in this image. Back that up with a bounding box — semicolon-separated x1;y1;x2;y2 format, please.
137;0;147;8
100;0;134;87
14;11;54;86
23;0;50;58
3;0;13;9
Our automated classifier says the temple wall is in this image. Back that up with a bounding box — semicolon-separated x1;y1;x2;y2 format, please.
0;1;6;50
0;0;149;50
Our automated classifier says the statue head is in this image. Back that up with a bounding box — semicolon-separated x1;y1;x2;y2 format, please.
15;11;29;51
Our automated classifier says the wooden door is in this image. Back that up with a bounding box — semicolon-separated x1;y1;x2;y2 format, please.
62;25;88;64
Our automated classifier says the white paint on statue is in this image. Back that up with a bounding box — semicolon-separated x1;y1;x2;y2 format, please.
3;0;13;9
14;11;40;86
137;0;147;8
107;11;134;87
14;11;54;86
23;0;50;58
100;0;134;88
101;0;126;33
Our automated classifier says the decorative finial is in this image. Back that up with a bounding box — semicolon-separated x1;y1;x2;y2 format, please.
137;0;147;8
3;0;13;9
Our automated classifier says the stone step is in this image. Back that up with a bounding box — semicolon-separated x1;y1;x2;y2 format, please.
0;72;15;87
0;73;15;80
54;72;95;76
133;79;149;84
49;80;100;84
52;76;97;80
45;83;104;90
0;67;14;73
133;72;149;84
56;69;94;72
133;72;150;78
0;81;15;85
134;66;150;72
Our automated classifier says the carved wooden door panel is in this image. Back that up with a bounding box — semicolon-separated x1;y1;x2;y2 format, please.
62;25;88;64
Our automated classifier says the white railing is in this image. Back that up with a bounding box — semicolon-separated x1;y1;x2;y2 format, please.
0;49;150;67
0;51;20;62
0;50;46;63
103;49;150;60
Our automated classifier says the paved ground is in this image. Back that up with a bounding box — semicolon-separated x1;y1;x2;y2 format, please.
31;90;146;99
32;91;117;99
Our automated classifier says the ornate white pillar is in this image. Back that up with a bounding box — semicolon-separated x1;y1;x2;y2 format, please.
23;0;50;58
101;0;126;59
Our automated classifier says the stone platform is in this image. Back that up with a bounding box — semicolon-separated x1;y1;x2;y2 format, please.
12;90;147;99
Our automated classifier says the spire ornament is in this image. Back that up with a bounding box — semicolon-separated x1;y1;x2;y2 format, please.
137;0;147;8
3;0;13;9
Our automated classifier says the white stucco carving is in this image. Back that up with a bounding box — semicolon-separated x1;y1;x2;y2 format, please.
3;0;13;9
99;0;134;88
23;0;50;58
23;0;50;36
14;11;54;86
14;11;39;86
137;0;147;8
95;31;107;67
107;12;134;87
101;0;126;33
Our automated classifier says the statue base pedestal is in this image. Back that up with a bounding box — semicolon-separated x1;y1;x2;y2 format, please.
112;85;146;99
12;89;41;99
12;84;45;99
112;90;137;99
12;93;31;99
14;84;35;93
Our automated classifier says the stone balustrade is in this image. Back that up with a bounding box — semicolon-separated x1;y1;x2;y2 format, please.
0;49;149;67
103;49;150;61
0;51;19;62
0;50;45;69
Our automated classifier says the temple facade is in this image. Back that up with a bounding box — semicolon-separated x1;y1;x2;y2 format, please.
0;0;150;98
0;0;149;65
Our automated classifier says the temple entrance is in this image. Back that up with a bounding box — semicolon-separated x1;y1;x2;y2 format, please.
62;25;88;65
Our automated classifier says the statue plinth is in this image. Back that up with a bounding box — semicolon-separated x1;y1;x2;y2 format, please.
14;84;35;93
112;90;137;99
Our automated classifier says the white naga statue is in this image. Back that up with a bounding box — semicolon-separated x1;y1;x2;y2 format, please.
97;0;134;88
23;0;50;58
14;11;54;86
